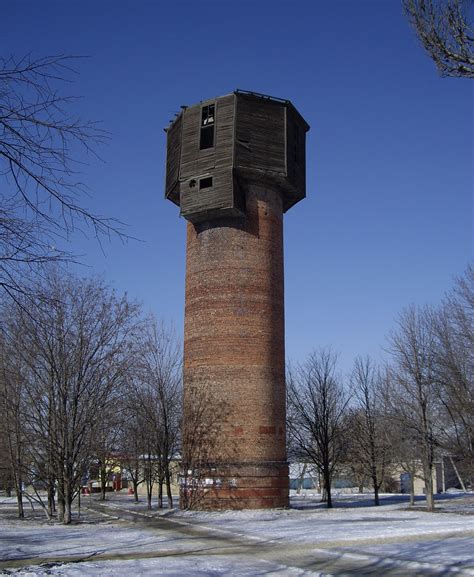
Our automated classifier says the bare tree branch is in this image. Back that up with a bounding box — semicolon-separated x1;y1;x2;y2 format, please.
403;0;474;77
0;54;129;297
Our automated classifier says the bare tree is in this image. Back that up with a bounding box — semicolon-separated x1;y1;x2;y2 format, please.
135;320;182;509
287;349;350;508
125;388;163;511
387;305;441;511
119;408;147;503
0;54;125;299
3;271;140;523
375;368;422;504
0;425;14;497
92;414;123;501
1;309;56;520
434;265;473;486
393;426;426;504
348;357;392;505
125;320;181;510
0;334;27;518
403;0;474;77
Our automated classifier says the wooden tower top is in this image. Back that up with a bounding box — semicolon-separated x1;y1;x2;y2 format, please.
165;90;310;223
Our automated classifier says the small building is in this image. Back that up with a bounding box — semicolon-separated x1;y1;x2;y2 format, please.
397;457;466;495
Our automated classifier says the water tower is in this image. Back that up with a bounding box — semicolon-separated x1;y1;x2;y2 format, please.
165;90;309;509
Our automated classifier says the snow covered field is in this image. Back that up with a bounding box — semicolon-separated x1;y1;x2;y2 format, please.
1;492;473;576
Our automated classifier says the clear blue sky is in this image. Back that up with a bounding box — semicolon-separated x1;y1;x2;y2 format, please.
4;0;472;374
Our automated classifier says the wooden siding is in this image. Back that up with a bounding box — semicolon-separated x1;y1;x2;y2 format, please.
179;95;236;219
165;114;182;205
164;91;309;221
284;106;307;211
180;105;203;180
180;95;234;181
214;94;235;170
234;94;286;175
180;167;235;221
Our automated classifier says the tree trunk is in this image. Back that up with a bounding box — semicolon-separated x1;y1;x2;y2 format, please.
423;462;434;512
64;500;72;524
165;468;173;509
100;464;107;501
63;485;73;524
16;485;24;518
324;470;333;509
57;480;65;522
146;467;152;511
409;471;415;506
11;446;24;518
133;479;139;502
47;482;56;517
371;466;380;506
373;482;380;506
158;479;163;509
147;485;152;510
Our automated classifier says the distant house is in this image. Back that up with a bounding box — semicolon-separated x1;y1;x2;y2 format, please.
289;456;466;496
121;454;181;497
397;457;466;495
289;463;356;492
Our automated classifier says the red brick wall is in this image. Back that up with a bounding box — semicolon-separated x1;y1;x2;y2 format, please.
183;184;288;509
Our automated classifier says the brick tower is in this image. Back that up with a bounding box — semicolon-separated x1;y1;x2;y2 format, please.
165;90;309;509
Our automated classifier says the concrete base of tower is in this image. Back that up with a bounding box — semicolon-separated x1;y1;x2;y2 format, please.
179;461;289;510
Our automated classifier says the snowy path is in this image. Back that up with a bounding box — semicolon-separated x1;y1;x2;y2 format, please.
1;494;473;576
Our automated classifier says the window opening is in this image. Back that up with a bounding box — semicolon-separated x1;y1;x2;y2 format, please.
200;104;215;149
199;176;213;189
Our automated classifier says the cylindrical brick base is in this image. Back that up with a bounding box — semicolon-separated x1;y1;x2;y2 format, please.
183;462;289;510
182;184;288;510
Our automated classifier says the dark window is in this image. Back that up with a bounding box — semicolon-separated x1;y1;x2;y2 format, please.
199;176;213;189
200;104;215;149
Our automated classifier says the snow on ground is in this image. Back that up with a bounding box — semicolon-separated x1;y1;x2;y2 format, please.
1;492;473;576
0;557;312;577
174;497;474;546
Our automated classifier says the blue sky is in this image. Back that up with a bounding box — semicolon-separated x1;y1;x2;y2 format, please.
4;0;472;374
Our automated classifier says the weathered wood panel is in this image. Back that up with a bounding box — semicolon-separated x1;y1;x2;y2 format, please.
284;105;307;210
165;114;182;205
214;94;235;169
179;95;236;218
180;104;202;179
165;91;308;222
180;167;234;218
195;147;215;175
235;94;286;175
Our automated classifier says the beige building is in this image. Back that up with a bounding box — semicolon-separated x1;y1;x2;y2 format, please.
396;460;458;495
